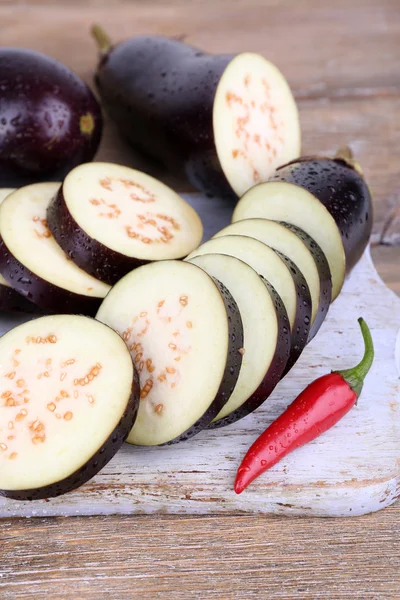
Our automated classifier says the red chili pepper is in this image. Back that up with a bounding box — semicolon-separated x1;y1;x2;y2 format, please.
234;318;374;494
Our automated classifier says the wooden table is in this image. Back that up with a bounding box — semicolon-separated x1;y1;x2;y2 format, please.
1;0;399;597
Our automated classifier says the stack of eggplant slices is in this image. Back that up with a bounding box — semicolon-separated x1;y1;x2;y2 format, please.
0;49;372;501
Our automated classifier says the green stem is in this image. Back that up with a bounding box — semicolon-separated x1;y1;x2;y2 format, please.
337;318;374;398
91;24;112;56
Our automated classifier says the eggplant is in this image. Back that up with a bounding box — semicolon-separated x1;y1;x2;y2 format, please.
270;148;373;272
187;253;290;427
0;314;139;500
186;234;311;374
47;162;203;285
96;260;244;445
0;183;110;315
213;219;332;341
0;48;102;187
0;188;39;312
92;26;300;200
232;181;346;301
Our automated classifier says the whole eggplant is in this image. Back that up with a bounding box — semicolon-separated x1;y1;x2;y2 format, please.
0;48;102;186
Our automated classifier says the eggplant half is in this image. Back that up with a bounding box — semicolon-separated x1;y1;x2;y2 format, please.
270;149;373;272
0;48;102;187
47;162;203;285
96;260;244;445
186;234;310;373
0;314;139;500
213;219;332;341
0;183;110;315
187;253;290;427
232;181;345;300
92;27;300;200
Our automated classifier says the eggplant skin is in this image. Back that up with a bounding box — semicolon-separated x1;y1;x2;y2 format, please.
148;277;244;445
0;284;43;314
0;369;140;501
209;280;290;429
281;222;332;341
47;188;148;285
274;251;311;375
271;158;373;272
0;235;103;316
0;48;102;187
95;36;236;199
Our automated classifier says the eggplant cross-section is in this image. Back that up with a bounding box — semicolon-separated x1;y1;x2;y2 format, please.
96;260;244;445
47;162;204;285
0;183;110;315
0;314;139;500
187;253;290;428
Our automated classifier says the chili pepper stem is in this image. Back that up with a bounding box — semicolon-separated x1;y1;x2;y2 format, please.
336;318;374;399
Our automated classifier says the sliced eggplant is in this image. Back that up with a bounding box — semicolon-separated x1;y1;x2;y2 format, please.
187;254;290;427
0;188;39;312
187;234;310;373
232;181;345;300
280;222;332;340
47;162;203;285
0;183;110;315
271;150;373;272
96;260;244;445
0;314;139;500
93;28;301;200
0;189;15;203
213;219;332;340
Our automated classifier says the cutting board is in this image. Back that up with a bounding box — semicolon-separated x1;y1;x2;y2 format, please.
0;192;399;518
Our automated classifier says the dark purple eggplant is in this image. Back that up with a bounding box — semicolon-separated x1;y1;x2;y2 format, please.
0;48;102;187
270;148;373;272
92;26;300;200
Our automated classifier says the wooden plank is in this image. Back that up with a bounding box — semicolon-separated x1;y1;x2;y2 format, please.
1;508;400;599
1;243;399;519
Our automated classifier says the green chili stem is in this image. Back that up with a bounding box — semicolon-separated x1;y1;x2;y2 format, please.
337;318;374;398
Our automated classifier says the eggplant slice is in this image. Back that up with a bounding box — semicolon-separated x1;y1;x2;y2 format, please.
212;53;301;198
0;314;139;500
271;154;373;272
213;219;332;341
94;32;300;200
96;260;244;445
232;181;345;300
280;222;332;340
0;188;39;312
187;253;290;427
186;234;310;373
0;183;110;315
47;162;203;285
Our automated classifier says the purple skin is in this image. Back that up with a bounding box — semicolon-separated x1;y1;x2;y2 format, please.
271;156;373;273
0;48;102;187
0;283;44;314
0;235;104;316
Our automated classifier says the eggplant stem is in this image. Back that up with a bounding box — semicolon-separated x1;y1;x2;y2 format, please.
335;146;364;177
91;24;112;56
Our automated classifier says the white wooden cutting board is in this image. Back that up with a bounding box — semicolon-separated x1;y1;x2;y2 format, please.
0;193;399;518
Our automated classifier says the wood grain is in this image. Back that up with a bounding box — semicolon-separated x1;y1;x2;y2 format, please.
0;0;400;596
1;510;400;599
